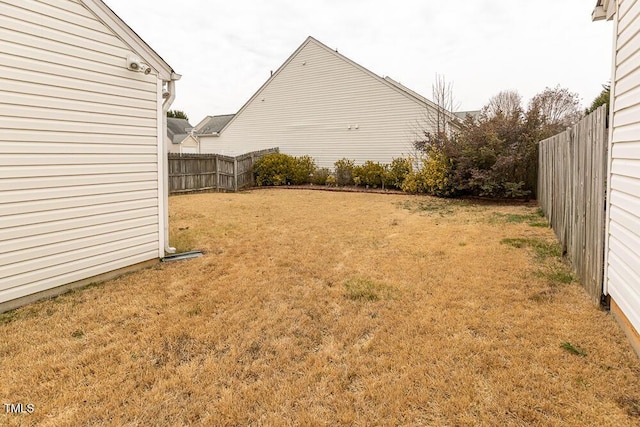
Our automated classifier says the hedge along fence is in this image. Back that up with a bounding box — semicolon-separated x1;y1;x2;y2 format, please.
253;154;414;190
168;148;279;194
537;105;608;304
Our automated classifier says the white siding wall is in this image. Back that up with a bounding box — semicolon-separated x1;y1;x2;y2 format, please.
167;140;181;154
200;39;432;168
606;0;640;334
180;135;199;154
0;0;161;303
167;135;199;154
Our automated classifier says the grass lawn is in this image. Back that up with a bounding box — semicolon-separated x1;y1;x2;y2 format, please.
2;189;640;426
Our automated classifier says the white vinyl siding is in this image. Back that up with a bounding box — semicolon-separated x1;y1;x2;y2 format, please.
167;142;181;154
180;135;199;154
606;0;640;335
0;0;161;303
200;38;435;168
167;135;199;154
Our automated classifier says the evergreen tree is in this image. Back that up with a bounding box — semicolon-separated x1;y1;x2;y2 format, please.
167;110;189;121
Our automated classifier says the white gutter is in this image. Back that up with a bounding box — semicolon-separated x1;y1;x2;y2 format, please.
160;76;180;255
602;9;618;296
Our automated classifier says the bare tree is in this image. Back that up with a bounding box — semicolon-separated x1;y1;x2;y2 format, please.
485;90;523;118
432;73;456;135
528;85;583;134
414;74;458;153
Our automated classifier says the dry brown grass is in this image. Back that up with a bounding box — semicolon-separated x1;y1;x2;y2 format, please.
1;189;640;426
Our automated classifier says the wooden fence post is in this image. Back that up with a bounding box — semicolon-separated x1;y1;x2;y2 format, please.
250;153;255;187
233;157;238;192
215;155;220;192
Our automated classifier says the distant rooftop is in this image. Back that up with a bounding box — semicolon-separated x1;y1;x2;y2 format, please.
167;117;193;144
195;114;236;135
453;110;482;121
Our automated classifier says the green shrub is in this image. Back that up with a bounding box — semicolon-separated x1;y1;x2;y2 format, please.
421;151;454;196
401;172;425;194
311;167;331;185
503;181;529;199
291;155;316;185
325;174;337;186
254;153;316;186
400;153;454;196
353;161;387;188
387;158;413;189
334;158;355;186
254;153;293;186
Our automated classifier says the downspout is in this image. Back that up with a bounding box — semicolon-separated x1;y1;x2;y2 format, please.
162;77;179;254
602;8;618;297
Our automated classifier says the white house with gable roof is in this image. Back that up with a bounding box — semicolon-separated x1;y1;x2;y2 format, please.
0;0;180;310
199;36;458;168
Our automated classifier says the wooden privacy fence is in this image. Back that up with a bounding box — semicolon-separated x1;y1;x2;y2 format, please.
537;105;608;303
168;148;278;194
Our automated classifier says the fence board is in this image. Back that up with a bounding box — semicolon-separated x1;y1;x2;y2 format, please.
168;148;278;194
537;105;608;304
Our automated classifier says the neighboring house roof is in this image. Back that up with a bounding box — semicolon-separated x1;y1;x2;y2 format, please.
454;110;482;121
217;36;455;135
195;114;236;135
167;117;193;144
173;134;188;144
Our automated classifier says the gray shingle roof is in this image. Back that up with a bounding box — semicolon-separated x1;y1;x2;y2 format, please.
454;110;482;121
167;117;192;134
167;117;193;144
196;114;235;135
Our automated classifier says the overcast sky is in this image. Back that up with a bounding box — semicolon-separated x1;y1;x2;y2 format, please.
107;0;613;124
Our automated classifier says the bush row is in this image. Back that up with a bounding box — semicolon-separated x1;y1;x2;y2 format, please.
254;151;530;197
253;153;315;186
253;154;413;190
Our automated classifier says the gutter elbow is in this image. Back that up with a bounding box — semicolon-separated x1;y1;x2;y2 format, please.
163;80;177;111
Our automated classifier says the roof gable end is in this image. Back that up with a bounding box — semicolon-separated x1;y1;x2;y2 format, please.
81;0;179;81
217;36;448;134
